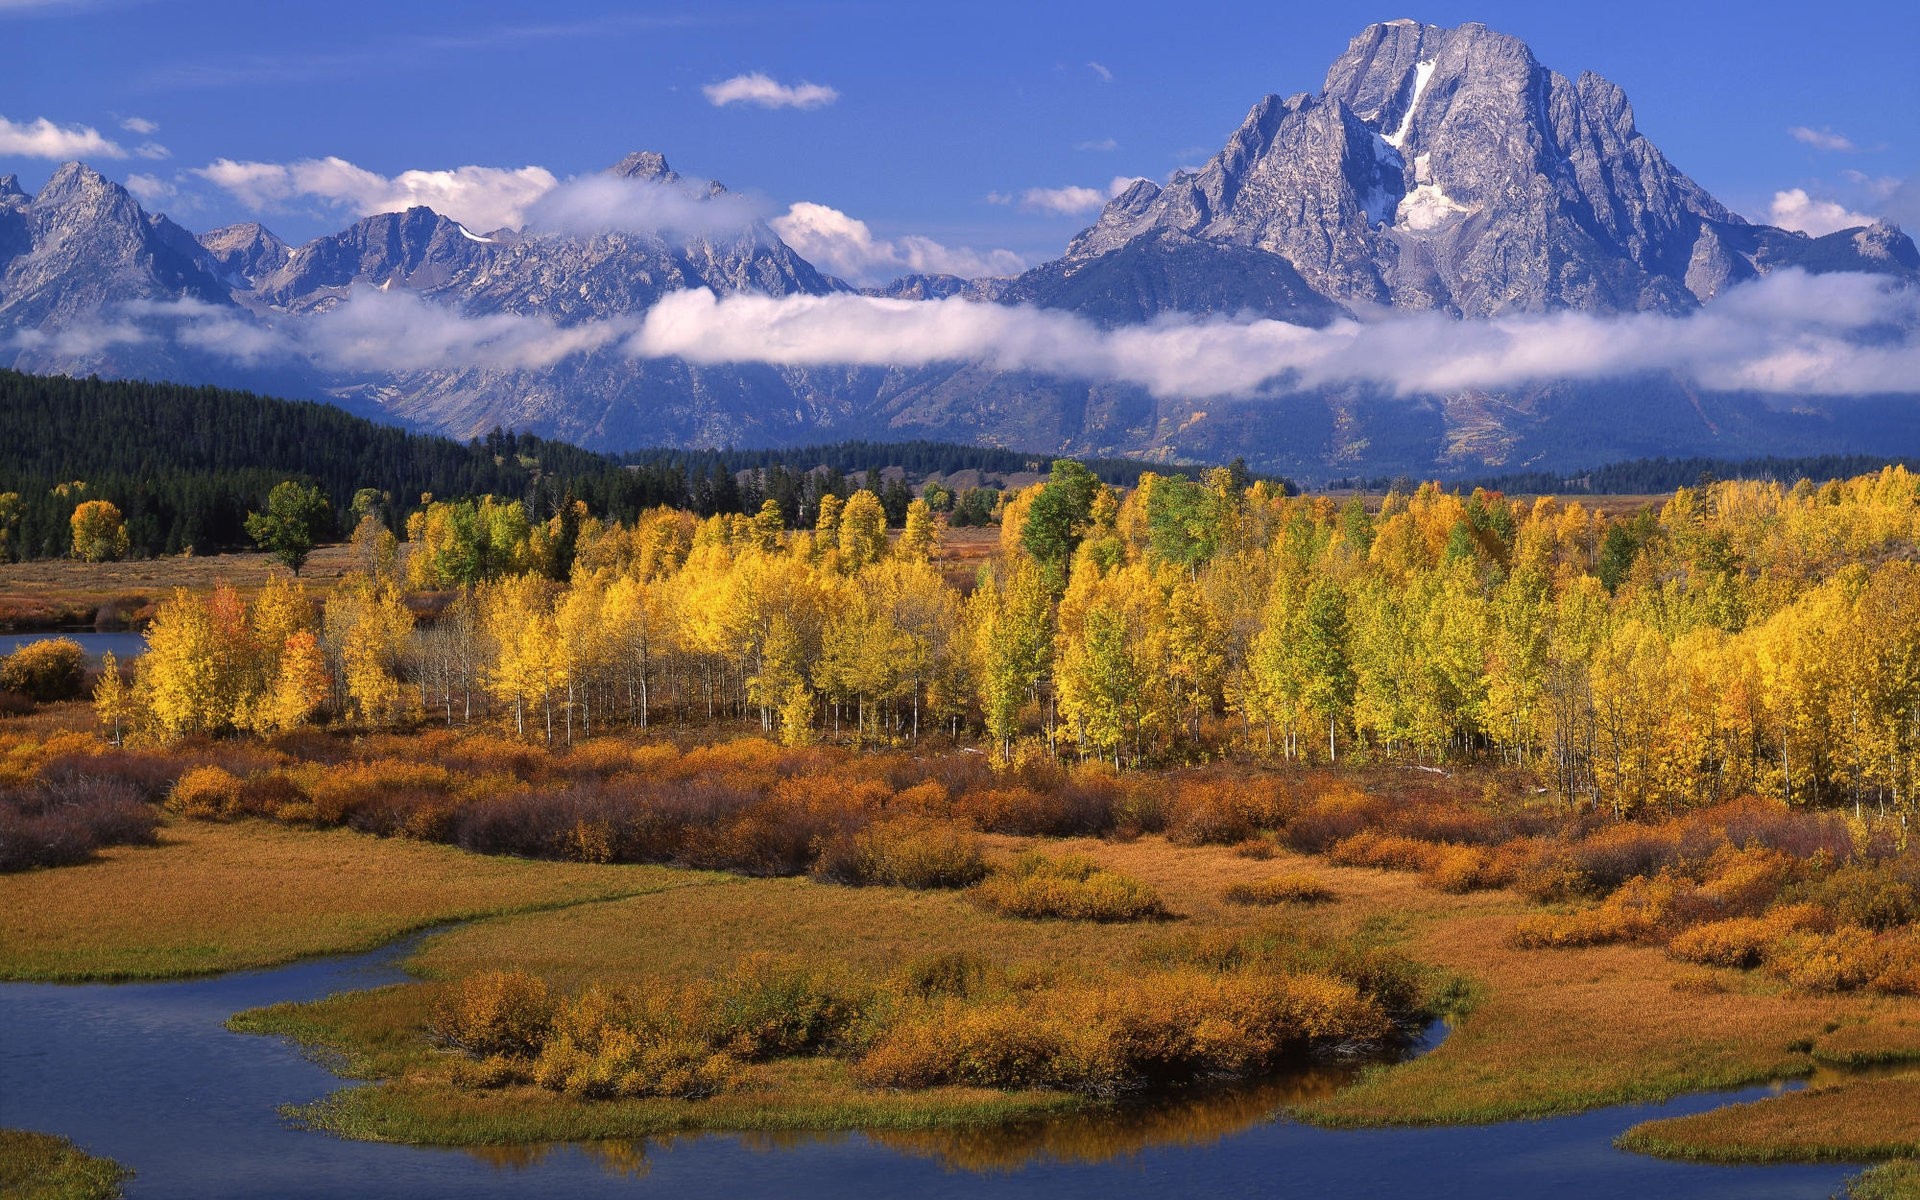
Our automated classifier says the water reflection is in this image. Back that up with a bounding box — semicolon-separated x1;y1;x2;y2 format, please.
0;933;1867;1200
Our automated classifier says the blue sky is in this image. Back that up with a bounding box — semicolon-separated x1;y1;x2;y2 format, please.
6;0;1917;279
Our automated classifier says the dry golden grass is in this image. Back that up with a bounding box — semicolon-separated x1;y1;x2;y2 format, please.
0;543;364;629
0;818;704;980
1618;1072;1920;1162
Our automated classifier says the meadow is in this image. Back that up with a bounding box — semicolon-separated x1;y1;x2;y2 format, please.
2;708;1914;1192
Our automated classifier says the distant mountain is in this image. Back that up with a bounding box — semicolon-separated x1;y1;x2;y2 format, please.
1;21;1916;480
1045;20;1914;316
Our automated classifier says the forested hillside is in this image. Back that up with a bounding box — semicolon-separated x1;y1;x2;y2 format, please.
0;372;1185;561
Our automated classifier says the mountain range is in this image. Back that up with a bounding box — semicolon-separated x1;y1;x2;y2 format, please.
3;20;1916;481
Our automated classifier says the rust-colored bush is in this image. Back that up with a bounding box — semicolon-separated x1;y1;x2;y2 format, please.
0;773;158;871
810;816;987;889
1788;863;1917;932
1667;908;1807;969
1510;874;1684;949
1328;831;1444;873
1282;784;1383;852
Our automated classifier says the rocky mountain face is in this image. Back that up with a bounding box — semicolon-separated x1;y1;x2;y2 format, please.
1050;20;1910;318
2;22;1916;479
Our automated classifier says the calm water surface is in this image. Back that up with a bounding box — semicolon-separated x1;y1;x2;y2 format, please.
0;630;147;661
0;933;1863;1199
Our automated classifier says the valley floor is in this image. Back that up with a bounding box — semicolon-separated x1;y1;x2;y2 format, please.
3;812;1915;1185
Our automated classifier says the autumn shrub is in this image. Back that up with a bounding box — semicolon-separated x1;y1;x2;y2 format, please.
1510;874;1683;948
1766;927;1884;992
1166;782;1256;847
1568;823;1686;891
953;783;1112;837
36;749;179;802
856;967;1391;1097
705;953;868;1059
0;774;158;871
1385;802;1511;847
1667;904;1828;969
1282;784;1384;852
810;816;987;889
529;984;737;1100
1513;851;1592;904
1871;932;1920;995
428;969;556;1058
1696;845;1801;917
1328;830;1445;873
1110;781;1170;838
166;764;243;819
0;639;88;702
969;852;1168;922
1709;795;1855;861
680;793;848;876
1222;873;1336;906
1788;862;1917;932
1424;845;1504;893
300;759;454;826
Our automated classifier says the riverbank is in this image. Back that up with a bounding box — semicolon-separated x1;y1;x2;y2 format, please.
0;1130;128;1200
8;813;1913;1173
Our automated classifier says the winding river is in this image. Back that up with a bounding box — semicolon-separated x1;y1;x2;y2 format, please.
0;932;1865;1199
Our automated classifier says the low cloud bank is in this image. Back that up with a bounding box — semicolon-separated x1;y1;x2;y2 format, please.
627;269;1920;398
11;269;1918;401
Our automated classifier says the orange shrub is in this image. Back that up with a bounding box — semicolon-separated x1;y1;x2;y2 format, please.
1510;874;1682;949
1697;846;1800;917
1328;831;1445;873
1766;927;1884;992
856;967;1390;1097
428;969;555;1058
1871;931;1920;995
969;852;1167;922
1222;873;1336;905
810;816;987;889
166;765;243;820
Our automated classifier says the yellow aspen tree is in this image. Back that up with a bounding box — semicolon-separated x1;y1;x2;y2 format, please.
92;651;141;746
838;490;889;571
69;499;129;562
896;497;939;563
138;589;225;739
255;630;330;734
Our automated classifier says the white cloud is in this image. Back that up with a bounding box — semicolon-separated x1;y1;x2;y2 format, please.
984;191;1013;206
1077;138;1118;152
1020;185;1107;215
1769;187;1877;236
27;270;1920;408
770;201;1025;283
1788;125;1856;152
522;173;766;240
1016;176;1147;216
1087;61;1113;83
193;156;560;232
120;116;159;135
0;114;125;159
123;172;173;206
622;269;1920;400
133;141;169;160
702;72;838;110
